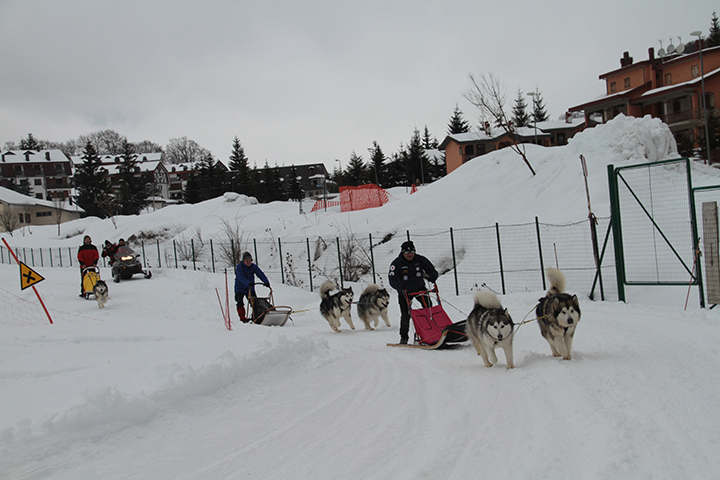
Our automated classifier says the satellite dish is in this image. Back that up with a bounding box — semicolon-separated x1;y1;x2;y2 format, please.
667;37;676;54
676;37;685;54
658;48;666;57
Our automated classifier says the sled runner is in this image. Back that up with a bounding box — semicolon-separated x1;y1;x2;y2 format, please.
247;283;292;326
81;266;102;299
387;284;467;349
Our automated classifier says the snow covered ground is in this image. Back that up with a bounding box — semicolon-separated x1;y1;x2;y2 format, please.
2;115;720;479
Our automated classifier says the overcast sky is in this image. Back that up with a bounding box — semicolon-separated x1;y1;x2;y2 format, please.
0;1;716;170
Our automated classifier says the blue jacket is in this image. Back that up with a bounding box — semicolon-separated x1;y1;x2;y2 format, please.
234;262;270;294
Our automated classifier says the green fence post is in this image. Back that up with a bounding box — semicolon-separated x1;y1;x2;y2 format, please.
278;238;285;284
306;237;313;291
336;237;344;288
607;164;626;302
369;233;376;284
450;227;459;296
535;216;546;291
495;223;505;295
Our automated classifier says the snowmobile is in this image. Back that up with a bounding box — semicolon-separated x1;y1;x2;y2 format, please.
112;245;152;283
387;284;468;349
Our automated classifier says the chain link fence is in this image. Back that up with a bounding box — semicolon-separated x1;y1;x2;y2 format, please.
1;216;617;300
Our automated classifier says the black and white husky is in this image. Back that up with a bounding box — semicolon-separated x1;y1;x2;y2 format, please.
536;268;581;360
356;284;391;330
466;291;515;368
93;280;109;309
319;281;354;332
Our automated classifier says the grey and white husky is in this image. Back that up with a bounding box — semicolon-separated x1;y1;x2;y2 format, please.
319;281;354;332
536;268;581;360
466;291;515;368
356;284;391;330
93;280;109;309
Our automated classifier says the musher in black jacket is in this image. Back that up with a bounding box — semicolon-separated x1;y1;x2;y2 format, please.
388;240;438;344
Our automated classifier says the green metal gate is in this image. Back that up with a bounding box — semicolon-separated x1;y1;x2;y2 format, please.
607;158;704;307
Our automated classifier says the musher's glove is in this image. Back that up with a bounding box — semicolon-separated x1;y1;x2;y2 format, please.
263;283;270;288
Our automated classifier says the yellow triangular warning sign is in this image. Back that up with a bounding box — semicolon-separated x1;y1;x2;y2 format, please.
20;262;45;290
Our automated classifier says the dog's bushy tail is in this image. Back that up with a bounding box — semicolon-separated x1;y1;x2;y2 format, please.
361;284;381;296
319;281;337;299
545;268;566;295
473;290;503;309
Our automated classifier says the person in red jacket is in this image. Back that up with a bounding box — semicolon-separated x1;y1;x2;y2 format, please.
77;235;99;296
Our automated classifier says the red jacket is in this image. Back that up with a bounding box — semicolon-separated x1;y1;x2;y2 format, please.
78;244;99;267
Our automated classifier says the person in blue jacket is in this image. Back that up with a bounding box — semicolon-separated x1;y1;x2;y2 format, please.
388;240;438;344
235;251;270;323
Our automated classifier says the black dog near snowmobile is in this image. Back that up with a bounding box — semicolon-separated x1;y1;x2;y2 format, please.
111;245;152;283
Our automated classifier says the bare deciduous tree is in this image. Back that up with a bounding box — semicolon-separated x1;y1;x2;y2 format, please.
463;72;536;176
0;207;20;236
163;137;210;165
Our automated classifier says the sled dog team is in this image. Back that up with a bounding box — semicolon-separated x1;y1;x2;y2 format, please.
319;267;581;368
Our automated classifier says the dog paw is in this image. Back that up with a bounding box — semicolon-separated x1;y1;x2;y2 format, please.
552;353;561;357
484;362;494;368
562;355;572;360
507;364;515;369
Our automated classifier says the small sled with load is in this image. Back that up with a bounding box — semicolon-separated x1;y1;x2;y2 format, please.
246;283;292;326
81;266;103;300
387;284;468;349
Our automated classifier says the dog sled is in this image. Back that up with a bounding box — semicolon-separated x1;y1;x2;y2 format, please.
246;283;292;326
81;266;103;300
387;284;468;349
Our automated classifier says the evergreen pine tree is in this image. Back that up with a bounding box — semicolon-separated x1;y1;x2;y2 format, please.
367;141;387;186
74;141;111;217
287;165;304;202
19;133;42;151
512;89;531;127
12;178;33;196
116;140;147;215
228;136;251;193
530;89;550;123
447;104;471;134
402;129;429;185
385;152;406;187
183;170;202;204
709;12;720;48
197;154;224;201
422;126;439;149
345;151;367;186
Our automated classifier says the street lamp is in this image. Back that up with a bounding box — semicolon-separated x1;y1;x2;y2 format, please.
691;30;712;163
526;92;538;145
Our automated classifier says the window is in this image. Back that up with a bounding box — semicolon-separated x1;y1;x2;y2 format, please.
25;213;31;223
36;211;52;217
35;193;43;199
33;164;42;173
624;77;631;89
55;163;64;172
18;214;24;223
691;65;700;78
34;179;42;186
664;73;672;85
14;165;22;173
610;82;617;93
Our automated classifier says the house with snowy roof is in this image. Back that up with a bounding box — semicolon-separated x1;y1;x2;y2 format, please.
0;185;82;234
0;149;73;201
569;41;720;162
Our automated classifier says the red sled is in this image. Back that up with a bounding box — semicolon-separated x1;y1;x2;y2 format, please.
388;285;468;349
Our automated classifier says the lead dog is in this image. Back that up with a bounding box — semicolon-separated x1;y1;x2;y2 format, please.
466;291;515;369
356;284;391;330
319;281;354;332
536;268;581;360
93;280;109;309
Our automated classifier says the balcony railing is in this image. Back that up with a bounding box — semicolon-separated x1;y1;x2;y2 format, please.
659;108;701;125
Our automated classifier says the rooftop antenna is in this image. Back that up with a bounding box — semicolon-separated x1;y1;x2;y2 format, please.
675;36;685;54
